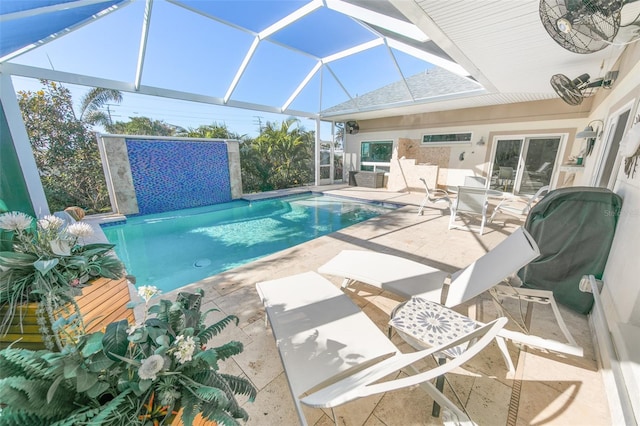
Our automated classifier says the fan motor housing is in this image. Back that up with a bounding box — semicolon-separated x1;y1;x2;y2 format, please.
346;121;359;135
539;0;622;54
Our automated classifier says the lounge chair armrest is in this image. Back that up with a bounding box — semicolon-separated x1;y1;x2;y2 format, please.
432;188;450;197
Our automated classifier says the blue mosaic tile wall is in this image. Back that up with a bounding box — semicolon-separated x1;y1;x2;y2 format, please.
126;139;232;214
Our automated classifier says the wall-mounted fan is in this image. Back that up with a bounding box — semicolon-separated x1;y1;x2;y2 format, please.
346;121;359;135
550;71;618;105
539;0;627;53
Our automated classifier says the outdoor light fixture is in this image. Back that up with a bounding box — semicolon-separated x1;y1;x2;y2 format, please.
476;136;486;146
576;119;604;157
576;120;603;139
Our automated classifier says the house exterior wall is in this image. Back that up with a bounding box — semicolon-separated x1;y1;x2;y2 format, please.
344;44;640;325
585;43;640;327
345;110;586;190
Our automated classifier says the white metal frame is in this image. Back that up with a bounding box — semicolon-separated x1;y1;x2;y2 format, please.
0;74;49;215
257;271;508;426
488;133;566;195
592;100;635;189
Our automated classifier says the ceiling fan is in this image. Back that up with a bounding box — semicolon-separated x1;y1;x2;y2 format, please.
550;71;618;105
539;0;639;54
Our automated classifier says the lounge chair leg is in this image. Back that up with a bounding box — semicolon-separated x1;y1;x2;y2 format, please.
340;278;352;289
431;357;447;417
496;336;515;374
418;198;427;215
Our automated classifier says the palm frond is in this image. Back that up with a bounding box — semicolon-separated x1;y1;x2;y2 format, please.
178;390;201;426
0;406;53;426
197;315;239;344
194;385;229;406
192;369;250;421
211;340;243;361
0;376;78;421
220;373;257;401
168;303;184;332
201;406;242;426
0;348;59;380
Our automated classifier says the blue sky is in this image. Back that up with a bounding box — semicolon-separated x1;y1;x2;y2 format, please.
11;75;303;138
7;0;436;138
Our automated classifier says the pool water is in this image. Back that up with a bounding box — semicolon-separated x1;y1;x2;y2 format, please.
102;193;396;292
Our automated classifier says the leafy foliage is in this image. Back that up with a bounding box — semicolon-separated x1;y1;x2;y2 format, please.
179;122;244;140
106;116;177;136
241;118;314;193
17;81;115;213
0;211;125;349
78;88;123;127
0;287;256;425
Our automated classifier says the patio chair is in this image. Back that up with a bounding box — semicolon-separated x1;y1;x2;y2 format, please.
489;185;549;223
463;175;486;188
256;271;508;426
528;162;552;181
318;227;583;357
497;167;514;191
417;178;451;215
448;186;489;235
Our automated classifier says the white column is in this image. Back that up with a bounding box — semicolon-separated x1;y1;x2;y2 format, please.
0;73;49;216
315;118;321;186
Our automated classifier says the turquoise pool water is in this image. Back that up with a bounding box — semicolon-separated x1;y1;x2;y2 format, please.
102;193;396;292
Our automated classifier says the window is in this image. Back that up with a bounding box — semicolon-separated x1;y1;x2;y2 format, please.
422;132;472;145
361;140;393;172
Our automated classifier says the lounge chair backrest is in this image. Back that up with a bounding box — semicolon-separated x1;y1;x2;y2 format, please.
454;186;488;214
526;186;550;210
444;227;540;307
498;167;514;179
463;176;486;188
535;162;551;173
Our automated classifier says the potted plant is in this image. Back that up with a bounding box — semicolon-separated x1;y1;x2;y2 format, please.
0;286;257;425
0;211;127;350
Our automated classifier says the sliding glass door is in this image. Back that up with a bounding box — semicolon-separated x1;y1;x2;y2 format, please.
491;136;561;195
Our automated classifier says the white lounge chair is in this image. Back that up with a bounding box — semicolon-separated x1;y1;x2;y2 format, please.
417;178;451;216
463;175;486;188
256;271;508;426
319;227;582;357
489;185;549;223
448;186;489;235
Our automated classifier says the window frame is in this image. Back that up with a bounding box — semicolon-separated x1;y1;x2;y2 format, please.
421;131;473;146
360;140;393;172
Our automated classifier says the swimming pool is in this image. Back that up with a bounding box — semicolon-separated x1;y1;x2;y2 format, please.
102;193;397;292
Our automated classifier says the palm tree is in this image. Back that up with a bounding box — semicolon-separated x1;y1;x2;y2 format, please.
181;123;244;139
78;88;123;127
249;118;313;190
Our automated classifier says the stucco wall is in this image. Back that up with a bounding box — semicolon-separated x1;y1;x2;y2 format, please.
387;157;438;192
345;118;582;190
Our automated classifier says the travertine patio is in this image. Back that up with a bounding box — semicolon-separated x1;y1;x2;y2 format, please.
152;186;610;426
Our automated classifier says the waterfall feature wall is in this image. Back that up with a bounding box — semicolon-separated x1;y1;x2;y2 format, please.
98;135;242;215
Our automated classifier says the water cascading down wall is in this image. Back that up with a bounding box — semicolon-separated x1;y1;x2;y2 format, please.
97;135;242;215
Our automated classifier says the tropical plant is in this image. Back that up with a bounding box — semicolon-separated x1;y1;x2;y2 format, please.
179;122;244;140
78;87;123;127
105;116;177;136
17;80;111;213
240;118;313;192
0;211;125;350
0;286;257;426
